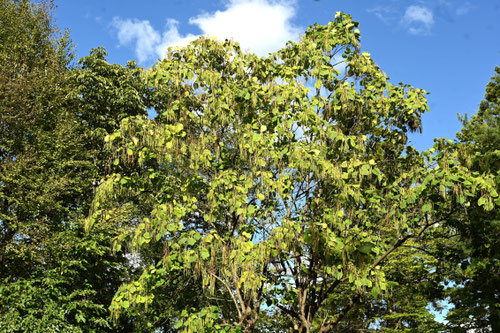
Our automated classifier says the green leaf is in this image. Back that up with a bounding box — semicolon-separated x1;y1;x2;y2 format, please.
360;164;370;176
358;243;374;254
200;249;210;260
422;203;432;213
247;205;256;215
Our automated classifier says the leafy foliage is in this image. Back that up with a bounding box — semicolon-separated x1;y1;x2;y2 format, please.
0;2;143;331
437;67;500;332
87;13;497;332
1;1;497;331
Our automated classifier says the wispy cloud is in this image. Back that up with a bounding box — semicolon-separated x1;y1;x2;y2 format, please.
435;0;474;21
369;1;473;35
455;2;473;16
367;6;398;24
402;5;434;35
111;0;302;63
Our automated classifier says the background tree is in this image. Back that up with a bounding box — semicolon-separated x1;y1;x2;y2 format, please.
433;66;499;332
0;1;147;331
310;242;445;332
88;13;497;332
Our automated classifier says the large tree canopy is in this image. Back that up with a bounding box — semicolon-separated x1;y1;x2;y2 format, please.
87;13;497;332
1;1;497;331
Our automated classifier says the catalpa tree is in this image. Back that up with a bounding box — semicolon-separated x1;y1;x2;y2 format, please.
86;12;497;332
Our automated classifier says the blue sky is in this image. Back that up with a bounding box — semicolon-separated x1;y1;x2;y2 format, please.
54;0;499;151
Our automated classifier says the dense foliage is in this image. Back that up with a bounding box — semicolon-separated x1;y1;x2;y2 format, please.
436;67;499;332
87;12;496;333
0;1;143;331
0;1;498;332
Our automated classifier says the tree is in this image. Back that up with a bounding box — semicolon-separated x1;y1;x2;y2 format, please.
312;242;445;332
0;0;73;269
87;13;497;333
73;47;211;332
434;67;499;332
0;1;147;331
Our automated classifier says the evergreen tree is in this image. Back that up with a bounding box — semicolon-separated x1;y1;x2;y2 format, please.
441;67;500;332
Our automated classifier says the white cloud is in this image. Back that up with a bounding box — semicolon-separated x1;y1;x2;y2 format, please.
189;0;300;56
112;17;161;63
155;19;199;59
402;5;434;35
112;0;301;63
